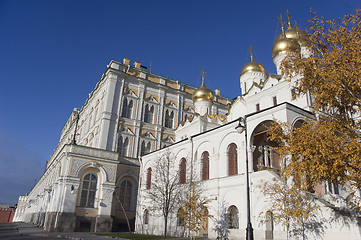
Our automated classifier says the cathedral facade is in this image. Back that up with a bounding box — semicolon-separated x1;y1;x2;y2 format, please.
13;57;230;232
134;24;361;240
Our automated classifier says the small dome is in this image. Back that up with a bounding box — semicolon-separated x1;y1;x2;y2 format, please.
272;33;301;58
192;81;214;103
240;61;266;76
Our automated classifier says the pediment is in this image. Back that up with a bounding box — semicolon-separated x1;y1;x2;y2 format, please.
142;131;156;140
124;89;138;98
120;126;134;135
184;106;195;113
165;101;177;108
145;95;158;103
163;135;175;143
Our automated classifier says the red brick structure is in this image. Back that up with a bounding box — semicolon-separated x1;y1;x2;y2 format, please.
0;208;15;223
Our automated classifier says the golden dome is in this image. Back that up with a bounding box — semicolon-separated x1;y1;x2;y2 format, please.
272;25;309;58
274;26;310;47
272;33;301;58
192;80;214;103
240;61;266;76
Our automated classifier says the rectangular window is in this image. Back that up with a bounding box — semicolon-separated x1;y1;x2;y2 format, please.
256;103;260;112
291;89;296;99
273;96;277;106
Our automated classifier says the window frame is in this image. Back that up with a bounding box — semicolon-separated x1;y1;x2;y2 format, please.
79;171;99;208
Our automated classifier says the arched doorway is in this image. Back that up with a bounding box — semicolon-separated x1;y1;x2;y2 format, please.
251;120;281;173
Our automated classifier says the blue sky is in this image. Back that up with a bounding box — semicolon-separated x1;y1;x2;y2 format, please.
0;0;359;205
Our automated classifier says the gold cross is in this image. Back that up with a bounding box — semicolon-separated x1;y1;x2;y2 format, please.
200;65;207;82
277;13;285;33
285;9;292;28
248;45;254;62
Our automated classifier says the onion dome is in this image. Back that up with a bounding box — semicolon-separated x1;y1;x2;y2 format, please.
192;80;214;103
240;61;266;76
272;21;309;58
274;25;310;47
272;33;301;58
241;45;267;76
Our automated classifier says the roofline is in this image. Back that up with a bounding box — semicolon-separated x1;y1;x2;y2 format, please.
141;101;314;157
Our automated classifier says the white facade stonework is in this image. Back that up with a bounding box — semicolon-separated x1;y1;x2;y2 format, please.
14;58;230;232
135;27;361;239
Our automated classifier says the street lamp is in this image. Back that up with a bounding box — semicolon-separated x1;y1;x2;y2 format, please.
235;117;254;240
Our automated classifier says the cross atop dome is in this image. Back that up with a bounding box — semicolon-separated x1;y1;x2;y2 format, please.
248;45;255;62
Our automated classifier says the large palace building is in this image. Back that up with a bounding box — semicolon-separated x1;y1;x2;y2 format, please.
12;57;231;232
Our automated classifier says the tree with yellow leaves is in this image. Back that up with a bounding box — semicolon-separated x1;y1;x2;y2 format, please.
260;177;323;240
269;9;361;207
179;183;211;239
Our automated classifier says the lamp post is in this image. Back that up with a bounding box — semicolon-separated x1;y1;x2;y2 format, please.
235;117;254;240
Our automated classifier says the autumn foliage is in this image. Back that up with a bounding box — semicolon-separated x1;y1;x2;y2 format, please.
268;9;361;206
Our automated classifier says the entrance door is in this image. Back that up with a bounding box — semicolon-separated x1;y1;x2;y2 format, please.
201;208;208;237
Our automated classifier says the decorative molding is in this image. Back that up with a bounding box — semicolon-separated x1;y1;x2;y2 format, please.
70;159;87;176
102;164;116;182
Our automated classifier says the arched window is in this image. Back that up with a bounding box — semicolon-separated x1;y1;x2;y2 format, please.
144;104;150;123
121;98;133;118
177;208;185;226
121;98;128;117
179;158;186;184
227;205;239;229
228;143;238;176
144;209;149;225
202;151;209;180
118;136;129;156
165;109;174;128
252;121;281;172
79;173;97;208
140;141;151;156
140;141;146;156
149;106;154;123
122;137;129;156
119;180;132;211
127;100;133;118
118;135;123;153
146;168;152;189
265;211;274;239
146;142;151;154
144;105;155;123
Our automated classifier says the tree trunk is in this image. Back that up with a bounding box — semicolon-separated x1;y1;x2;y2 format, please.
164;215;168;237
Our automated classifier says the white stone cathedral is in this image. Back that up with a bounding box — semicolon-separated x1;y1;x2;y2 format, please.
134;23;361;240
